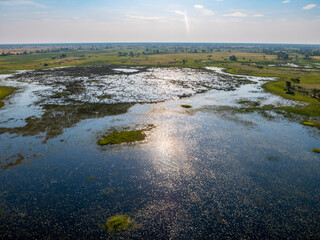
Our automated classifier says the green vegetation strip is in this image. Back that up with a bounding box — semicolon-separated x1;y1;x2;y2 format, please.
312;148;320;154
0;86;15;108
106;215;132;232
181;104;192;109
98;129;146;145
301;121;318;127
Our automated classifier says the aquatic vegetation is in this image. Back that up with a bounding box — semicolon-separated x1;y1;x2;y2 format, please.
98;94;112;99
268;155;279;161
301;121;317;127
312;148;320;154
181;105;192;109
101;187;115;195
0;153;24;170
88;176;94;181
52;92;69;98
98;130;146;145
237;99;261;107
0;86;15;108
0;103;134;140
279;105;320;118
105;215;132;232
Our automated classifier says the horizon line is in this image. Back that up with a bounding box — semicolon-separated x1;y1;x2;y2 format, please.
1;41;320;46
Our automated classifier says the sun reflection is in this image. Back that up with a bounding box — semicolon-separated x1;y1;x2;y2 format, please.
147;117;194;179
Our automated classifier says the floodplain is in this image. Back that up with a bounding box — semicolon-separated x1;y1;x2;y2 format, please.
0;43;319;239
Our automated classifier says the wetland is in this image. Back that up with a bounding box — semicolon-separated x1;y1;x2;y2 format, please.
0;44;320;239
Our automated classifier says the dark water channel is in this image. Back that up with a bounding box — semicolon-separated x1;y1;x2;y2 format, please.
0;67;319;239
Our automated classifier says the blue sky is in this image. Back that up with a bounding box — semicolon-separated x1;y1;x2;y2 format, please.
0;0;319;44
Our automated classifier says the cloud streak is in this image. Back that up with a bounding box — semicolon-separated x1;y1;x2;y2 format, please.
223;12;247;17
126;15;162;21
303;4;316;10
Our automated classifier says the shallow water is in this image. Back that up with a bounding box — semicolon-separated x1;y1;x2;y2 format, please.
0;67;319;239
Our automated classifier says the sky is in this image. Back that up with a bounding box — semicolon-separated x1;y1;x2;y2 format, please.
0;0;319;44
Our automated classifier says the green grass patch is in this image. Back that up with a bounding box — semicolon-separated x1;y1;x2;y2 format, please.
301;121;317;127
181;104;192;109
105;215;132;232
279;105;320;118
312;148;320;154
98;130;146;145
0;86;16;108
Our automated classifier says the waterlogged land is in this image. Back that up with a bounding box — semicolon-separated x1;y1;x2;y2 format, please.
1;43;319;113
0;44;320;239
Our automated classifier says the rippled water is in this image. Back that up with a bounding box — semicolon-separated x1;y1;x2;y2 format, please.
0;67;319;239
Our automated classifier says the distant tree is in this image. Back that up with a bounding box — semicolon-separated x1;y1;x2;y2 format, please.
304;54;311;60
290;77;300;84
60;53;67;58
285;81;292;94
310;89;320;99
229;55;237;61
277;52;289;60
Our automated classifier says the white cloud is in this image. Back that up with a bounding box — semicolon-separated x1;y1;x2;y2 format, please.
282;0;290;4
194;5;203;9
223;12;247;17
194;5;214;16
303;4;316;10
0;0;46;8
172;10;185;16
126;15;162;21
253;14;264;17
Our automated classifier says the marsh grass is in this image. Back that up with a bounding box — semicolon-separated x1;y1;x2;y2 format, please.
98;130;146;145
312;148;320;153
237;100;261;107
0;86;15;108
181;104;192;109
105;215;132;232
301;121;318;127
98;94;112;99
